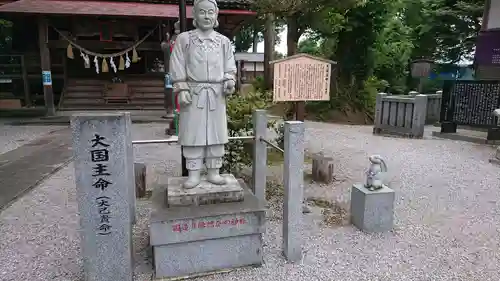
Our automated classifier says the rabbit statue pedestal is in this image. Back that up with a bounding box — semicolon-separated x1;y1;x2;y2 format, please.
350;183;395;233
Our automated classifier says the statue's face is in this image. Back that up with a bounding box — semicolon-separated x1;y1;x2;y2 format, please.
194;0;217;31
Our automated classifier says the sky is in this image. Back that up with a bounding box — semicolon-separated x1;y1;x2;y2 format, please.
253;27;288;54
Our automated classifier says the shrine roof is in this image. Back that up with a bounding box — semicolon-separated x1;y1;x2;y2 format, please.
114;0;253;9
270;53;337;65
0;0;256;17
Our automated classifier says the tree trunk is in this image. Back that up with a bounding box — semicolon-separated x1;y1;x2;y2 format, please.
286;15;304;121
263;13;275;90
252;23;259;53
286;15;300;56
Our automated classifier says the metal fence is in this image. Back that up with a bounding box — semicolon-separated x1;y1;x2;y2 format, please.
131;109;305;262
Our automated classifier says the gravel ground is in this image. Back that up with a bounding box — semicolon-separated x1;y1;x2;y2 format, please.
0;122;67;155
1;122;499;281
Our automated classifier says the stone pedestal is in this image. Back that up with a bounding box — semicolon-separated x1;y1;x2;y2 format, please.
149;175;266;279
164;174;244;207
350;183;395;233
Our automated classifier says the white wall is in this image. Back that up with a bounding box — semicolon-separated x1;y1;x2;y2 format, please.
242;62;264;72
234;52;264;62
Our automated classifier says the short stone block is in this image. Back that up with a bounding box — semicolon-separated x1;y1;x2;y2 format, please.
489;147;500;165
489;157;500;165
312;154;334;183
134;163;146;198
160;174;244;207
350;183;395;233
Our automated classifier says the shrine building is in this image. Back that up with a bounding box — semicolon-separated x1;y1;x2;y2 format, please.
0;0;256;113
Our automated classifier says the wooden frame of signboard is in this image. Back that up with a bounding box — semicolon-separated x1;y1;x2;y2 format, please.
269;53;336;120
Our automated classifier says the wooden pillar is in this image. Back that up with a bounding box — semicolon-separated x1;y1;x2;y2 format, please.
295;101;306;121
179;0;187;33
263;13;275;90
482;0;491;31
252;23;259;53
62;52;68;87
178;0;188;177
59;52;68;109
20;55;31;107
161;23;174;116
38;16;56;116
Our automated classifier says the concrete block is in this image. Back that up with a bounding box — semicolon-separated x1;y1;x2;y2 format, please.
149;180;266;279
350;183;395;233
123;112;136;224
70;112;133;281
150;182;266;246
312;154;334;183
252;109;267;203
154;234;263;279
411;94;428;138
134;163;146;198
160;174;244;207
283;121;305;262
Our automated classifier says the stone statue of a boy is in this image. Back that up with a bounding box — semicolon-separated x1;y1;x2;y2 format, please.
170;0;236;189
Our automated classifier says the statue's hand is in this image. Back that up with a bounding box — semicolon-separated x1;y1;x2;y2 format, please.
224;79;236;95
178;90;192;106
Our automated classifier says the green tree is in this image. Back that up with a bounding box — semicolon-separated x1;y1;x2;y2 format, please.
233;22;263;52
0;19;13;52
254;0;358;56
331;0;392;109
297;37;321;55
373;2;414;94
404;0;483;63
233;17;285;52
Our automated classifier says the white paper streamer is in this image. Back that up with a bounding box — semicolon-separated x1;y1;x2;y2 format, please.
125;52;131;69
80;51;90;69
94;56;99;74
110;57;117;73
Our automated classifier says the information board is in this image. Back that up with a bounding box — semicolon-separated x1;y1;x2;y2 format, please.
271;54;333;102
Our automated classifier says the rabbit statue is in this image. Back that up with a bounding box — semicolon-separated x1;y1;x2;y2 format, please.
365;155;388;191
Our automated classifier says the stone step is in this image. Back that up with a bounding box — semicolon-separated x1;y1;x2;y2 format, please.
160;174;245;207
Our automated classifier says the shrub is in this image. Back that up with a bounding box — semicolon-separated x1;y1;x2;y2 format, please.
222;90;275;174
273;122;284;149
251;76;266;92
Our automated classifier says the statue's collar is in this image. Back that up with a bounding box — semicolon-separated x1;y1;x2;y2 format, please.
192;29;218;42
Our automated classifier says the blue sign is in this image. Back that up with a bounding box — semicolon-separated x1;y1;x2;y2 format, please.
164;73;173;89
42;71;52;86
429;71;457;80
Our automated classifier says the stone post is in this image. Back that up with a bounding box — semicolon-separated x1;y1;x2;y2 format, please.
124;112;136;224
71;112;134;281
282;120;304;262
411;94;428;137
252;109;267;203
373;93;387;133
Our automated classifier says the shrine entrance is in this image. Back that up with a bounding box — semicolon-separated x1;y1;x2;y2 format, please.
0;0;257;112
